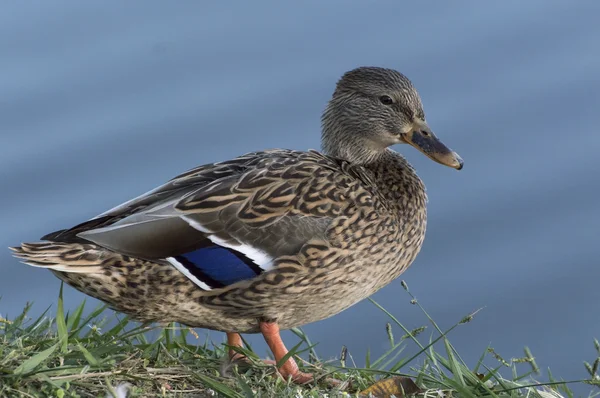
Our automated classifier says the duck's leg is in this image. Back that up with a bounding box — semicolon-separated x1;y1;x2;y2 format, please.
259;321;313;384
227;332;276;364
226;332;245;361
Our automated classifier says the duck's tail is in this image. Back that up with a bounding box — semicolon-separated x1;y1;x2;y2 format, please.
10;242;106;274
10;241;200;324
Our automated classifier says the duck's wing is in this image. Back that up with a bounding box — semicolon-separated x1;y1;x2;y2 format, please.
42;150;270;243
44;150;372;290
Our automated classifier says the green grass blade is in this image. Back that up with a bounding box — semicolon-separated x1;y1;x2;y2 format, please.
369;298;427;352
77;342;100;367
237;376;256;398
194;373;242;398
55;283;68;353
473;344;490;374
7;302;33;331
14;342;59;375
371;342;405;371
70;303;108;337
66;298;86;333
379;345;406;372
276;340;305;369
290;327;319;363
444;337;465;387
23;305;51;333
105;315;130;337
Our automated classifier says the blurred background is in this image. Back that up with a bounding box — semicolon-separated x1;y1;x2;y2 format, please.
1;0;599;393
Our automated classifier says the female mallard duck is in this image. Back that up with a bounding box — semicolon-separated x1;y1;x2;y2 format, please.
11;67;462;384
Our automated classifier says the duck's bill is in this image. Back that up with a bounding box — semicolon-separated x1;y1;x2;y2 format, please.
401;128;463;170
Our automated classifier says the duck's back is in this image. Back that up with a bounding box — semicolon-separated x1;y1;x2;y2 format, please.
41;149;367;260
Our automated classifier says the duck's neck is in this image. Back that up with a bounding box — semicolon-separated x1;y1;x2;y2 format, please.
321;102;388;165
365;150;428;216
320;103;427;215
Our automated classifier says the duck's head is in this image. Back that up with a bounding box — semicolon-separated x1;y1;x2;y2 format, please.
321;66;463;169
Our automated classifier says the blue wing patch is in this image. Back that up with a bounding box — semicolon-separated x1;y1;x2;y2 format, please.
174;245;263;288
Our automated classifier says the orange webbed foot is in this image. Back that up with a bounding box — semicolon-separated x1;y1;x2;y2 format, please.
226;327;343;387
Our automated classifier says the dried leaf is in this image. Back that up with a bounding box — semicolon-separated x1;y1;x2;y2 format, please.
360;376;420;398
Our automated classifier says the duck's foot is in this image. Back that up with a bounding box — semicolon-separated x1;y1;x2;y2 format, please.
226;328;343;387
259;322;343;387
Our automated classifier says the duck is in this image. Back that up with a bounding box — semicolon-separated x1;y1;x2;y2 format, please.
11;66;463;384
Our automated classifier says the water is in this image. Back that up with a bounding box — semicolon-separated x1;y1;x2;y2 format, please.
1;1;599;393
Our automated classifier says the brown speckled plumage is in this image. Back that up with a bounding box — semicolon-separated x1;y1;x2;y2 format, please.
13;150;427;333
11;67;462;381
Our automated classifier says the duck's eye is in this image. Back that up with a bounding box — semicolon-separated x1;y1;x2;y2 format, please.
379;95;394;105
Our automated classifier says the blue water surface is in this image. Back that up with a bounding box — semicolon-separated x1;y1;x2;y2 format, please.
1;1;599;394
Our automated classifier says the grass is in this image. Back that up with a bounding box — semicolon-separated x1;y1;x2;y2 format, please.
1;282;599;398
